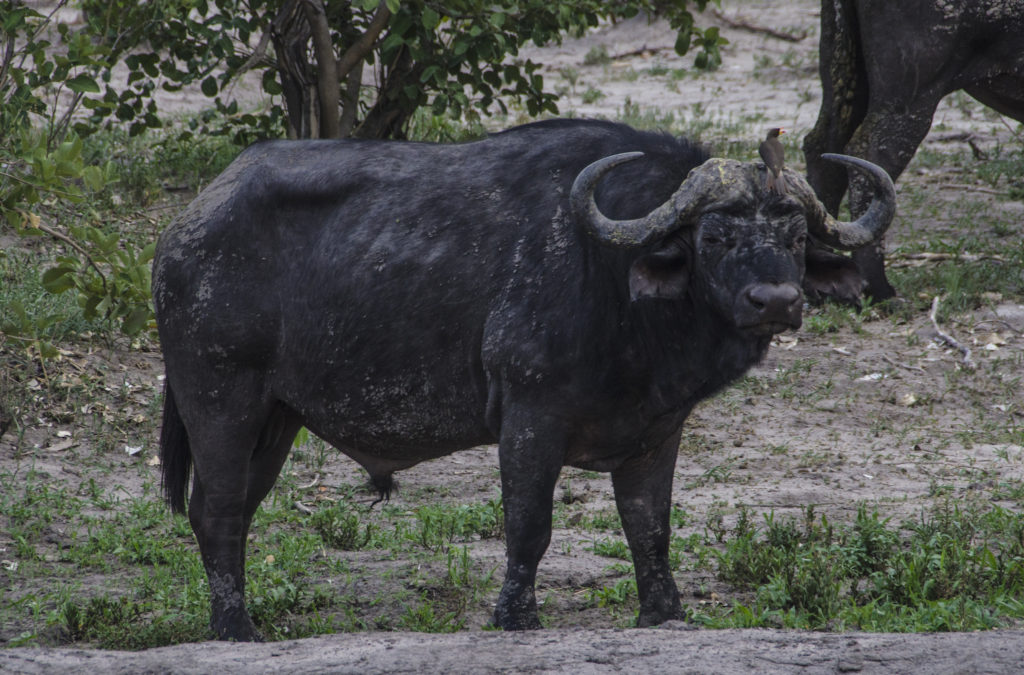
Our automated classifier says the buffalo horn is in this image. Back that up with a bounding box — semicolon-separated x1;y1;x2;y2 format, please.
571;152;895;251
794;153;896;251
570;152;722;248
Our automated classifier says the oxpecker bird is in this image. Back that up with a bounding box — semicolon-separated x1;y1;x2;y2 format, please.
759;128;787;194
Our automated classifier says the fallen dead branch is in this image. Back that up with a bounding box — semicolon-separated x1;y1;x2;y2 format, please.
930;295;975;369
609;44;672;59
709;9;808;42
930;132;989;159
889;251;1006;268
938;183;1004;195
881;354;926;374
974;319;1022;336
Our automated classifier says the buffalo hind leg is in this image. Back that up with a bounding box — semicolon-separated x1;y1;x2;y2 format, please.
612;431;685;627
242;405;304;547
188;473;258;641
186;401;300;641
492;410;566;630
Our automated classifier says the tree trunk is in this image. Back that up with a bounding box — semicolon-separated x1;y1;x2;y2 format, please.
355;45;420;140
269;0;396;140
271;0;317;139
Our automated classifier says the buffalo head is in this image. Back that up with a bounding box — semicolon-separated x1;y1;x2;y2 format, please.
571;152;895;335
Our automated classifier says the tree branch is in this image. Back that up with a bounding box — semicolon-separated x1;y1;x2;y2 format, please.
338;59;363;138
336;0;391;83
709;9;807;42
31;220;109;295
236;25;274;77
301;0;340;138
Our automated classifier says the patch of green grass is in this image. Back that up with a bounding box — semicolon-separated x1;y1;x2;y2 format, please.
407;498;504;552
692;502;1024;631
1;470;506;647
587;576;636;608
687;457;740;488
81;120;243;208
583;44;610;66
890;250;1024;318
591;537;630;560
1;251;102;358
581;86;605;104
803;300;865;335
977;142;1024;198
405;108;487;143
311;502;376;551
578;508;623;533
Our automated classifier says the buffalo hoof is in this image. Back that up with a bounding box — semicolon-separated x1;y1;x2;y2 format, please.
636;600;686;628
492;608;543;631
493;580;543;630
866;294;909;316
212;615;263;642
492;599;543;631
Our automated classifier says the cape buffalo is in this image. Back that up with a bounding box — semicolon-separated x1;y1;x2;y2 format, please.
153;119;895;641
804;0;1024;301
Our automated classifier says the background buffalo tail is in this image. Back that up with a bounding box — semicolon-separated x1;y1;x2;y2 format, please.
159;382;192;514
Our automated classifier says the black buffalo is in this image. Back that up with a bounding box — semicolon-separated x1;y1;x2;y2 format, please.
153;119;895;641
804;0;1024;301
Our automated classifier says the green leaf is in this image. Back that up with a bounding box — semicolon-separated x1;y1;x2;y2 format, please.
674;29;692;56
380;33;407;54
420;65;442;84
66;73;100;94
201;76;218;97
81;166;107;192
41;267;75;294
121;307;152;336
262;69;283;95
385;0;401;13
37;341;60;360
421;7;440;30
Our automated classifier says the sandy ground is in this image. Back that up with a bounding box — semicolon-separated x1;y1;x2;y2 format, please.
3;627;1024;674
3;0;1024;672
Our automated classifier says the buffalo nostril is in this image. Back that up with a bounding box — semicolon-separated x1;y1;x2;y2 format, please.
745;284;800;311
737;283;803;331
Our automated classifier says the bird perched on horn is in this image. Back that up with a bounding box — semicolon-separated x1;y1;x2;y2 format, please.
759;128;787;194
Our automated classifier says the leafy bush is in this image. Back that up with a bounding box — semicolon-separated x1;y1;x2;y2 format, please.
1;0;723;348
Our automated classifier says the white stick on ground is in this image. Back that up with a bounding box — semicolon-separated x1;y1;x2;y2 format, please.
930;295;975;369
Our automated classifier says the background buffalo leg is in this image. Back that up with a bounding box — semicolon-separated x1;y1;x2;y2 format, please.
845;100;937;301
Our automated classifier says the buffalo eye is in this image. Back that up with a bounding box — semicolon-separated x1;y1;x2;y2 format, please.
790;233;807;250
701;232;734;249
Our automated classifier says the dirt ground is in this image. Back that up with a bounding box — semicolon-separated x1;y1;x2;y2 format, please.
3;0;1024;672
3;627;1023;674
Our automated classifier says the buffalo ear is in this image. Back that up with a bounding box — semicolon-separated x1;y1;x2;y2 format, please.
628;252;689;300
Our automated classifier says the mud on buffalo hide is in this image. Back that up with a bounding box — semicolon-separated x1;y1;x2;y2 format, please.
152;118;894;641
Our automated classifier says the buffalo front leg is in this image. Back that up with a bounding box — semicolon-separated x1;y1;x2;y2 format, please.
493;413;566;630
612;431;684;627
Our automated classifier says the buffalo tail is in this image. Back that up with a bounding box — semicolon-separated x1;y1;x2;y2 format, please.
159;382;192;514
